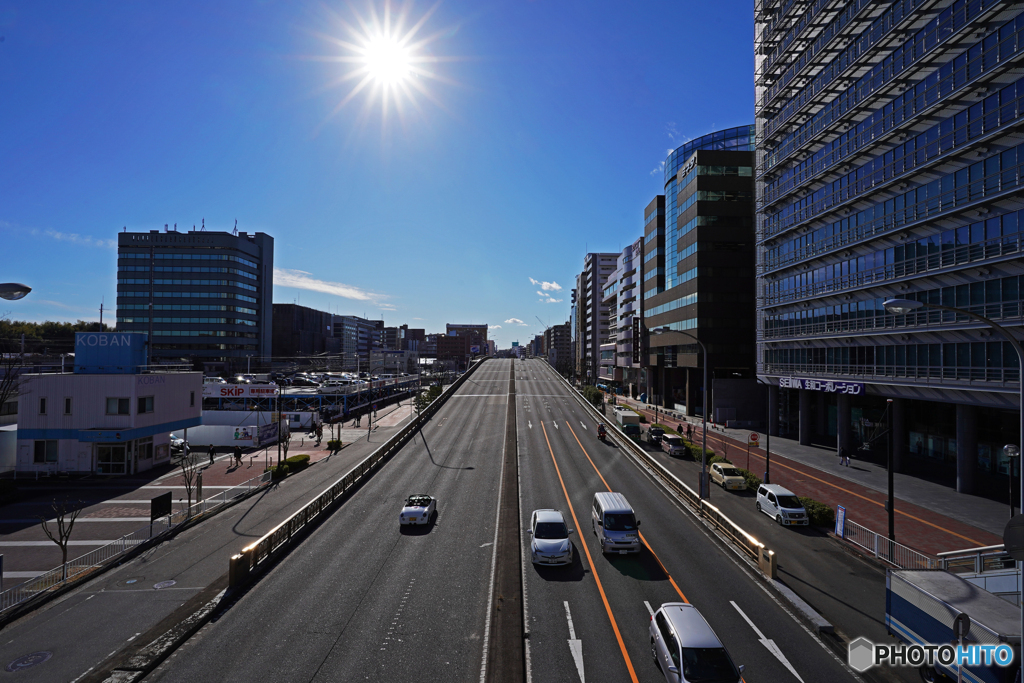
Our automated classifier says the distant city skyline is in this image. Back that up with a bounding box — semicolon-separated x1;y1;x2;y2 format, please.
1;1;753;348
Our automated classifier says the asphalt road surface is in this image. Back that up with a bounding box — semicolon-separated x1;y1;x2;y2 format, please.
148;360;513;683
515;359;856;683
146;357;860;682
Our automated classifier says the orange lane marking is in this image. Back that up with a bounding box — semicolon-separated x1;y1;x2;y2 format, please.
542;422;639;683
640;407;985;547
565;421;689;605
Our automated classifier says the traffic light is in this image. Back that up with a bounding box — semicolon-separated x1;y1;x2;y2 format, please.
632;318;641;364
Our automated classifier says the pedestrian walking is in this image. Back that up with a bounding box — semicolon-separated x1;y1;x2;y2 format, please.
233;445;242;468
208;445;215;465
839;445;850;467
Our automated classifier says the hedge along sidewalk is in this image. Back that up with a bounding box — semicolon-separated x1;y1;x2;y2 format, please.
618;396;1002;555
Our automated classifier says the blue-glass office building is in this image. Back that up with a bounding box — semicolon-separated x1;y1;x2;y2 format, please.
755;0;1024;497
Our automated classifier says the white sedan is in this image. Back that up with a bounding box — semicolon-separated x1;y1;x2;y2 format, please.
399;494;436;526
528;509;573;566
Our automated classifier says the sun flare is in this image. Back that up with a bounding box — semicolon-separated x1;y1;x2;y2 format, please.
310;1;455;127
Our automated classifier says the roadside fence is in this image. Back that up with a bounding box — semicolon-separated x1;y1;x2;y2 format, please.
838;517;937;570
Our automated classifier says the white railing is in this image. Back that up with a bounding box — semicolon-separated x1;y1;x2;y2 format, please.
937;544;1017;575
0;470;271;615
839;518;937;570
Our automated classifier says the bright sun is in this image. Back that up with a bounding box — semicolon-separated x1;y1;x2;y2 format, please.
363;35;412;85
312;1;452;126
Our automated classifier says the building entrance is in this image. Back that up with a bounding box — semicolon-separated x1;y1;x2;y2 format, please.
96;444;127;475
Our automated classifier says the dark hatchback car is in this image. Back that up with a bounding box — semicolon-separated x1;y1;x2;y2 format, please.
647;427;665;444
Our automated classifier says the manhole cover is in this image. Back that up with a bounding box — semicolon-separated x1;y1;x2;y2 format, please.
153;580;176;590
125;579;137;585
6;652;52;672
116;576;145;588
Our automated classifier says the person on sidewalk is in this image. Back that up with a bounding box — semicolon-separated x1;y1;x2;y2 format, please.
208;445;215;465
233;445;241;468
839;445;850;467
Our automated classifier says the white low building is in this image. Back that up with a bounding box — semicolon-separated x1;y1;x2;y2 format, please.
16;332;202;475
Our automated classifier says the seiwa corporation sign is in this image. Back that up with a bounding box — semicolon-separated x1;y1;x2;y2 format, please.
779;377;865;395
203;384;281;399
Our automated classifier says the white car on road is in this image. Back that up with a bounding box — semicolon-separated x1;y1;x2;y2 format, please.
528;509;573;566
399;494;436;526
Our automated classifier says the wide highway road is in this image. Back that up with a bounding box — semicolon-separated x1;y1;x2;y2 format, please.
148;359;513;683
148;357;857;682
515;358;856;683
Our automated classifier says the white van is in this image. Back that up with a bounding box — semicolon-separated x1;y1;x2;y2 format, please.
592;492;641;554
755;484;808;526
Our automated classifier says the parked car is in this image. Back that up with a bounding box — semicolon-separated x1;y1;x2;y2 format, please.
203;376;227;385
528;509;573;566
291;377;320;387
647;427;665;445
755;484;808;526
710;463;747;491
661;435;687;458
230;375;251;384
399;494;436;526
273;377;292;386
650;602;743;682
169;433;188;453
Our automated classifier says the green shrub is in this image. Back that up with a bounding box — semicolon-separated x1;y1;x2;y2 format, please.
708;455;731;466
285;454;310;471
327;439;342;453
268;463;290;480
685;440;715;463
581;385;603;407
736;468;762;490
651;423;678;435
798;497;835;527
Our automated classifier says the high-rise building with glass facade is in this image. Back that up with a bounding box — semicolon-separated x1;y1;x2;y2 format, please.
755;0;1024;496
116;229;273;371
644;126;757;415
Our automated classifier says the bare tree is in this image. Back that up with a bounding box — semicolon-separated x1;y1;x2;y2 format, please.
39;498;83;580
178;448;200;517
0;340;26;420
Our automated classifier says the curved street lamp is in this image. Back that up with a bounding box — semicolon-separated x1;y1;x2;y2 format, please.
0;283;31;301
884;297;1023;635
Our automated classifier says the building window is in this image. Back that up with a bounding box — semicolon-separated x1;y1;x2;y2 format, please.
64;398;72;415
106;398;130;415
137;396;154;414
0;401;15;417
33;440;57;463
137;436;153;460
38;397;46;415
190;391;195;407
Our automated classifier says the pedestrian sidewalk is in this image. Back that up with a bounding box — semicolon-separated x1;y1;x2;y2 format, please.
615;396;1005;556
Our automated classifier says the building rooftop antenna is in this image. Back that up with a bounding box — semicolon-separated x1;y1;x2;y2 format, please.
201;218;205;232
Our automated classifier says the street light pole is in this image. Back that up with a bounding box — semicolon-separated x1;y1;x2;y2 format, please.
756;377;772;485
885;298;1024;632
1006;445;1020;520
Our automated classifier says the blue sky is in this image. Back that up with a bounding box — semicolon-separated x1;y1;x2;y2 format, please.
0;0;753;349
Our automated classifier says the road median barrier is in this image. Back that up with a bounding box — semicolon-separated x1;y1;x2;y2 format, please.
228;359;488;589
555;374;778;577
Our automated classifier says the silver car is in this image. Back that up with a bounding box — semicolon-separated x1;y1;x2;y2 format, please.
528;509;573;566
650;602;743;682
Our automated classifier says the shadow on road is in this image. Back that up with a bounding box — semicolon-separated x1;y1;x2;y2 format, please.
604;548;669;582
420;432;474;470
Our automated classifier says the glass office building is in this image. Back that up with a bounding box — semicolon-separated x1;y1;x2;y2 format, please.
116;229;274;371
644;126;757;415
755;0;1024;496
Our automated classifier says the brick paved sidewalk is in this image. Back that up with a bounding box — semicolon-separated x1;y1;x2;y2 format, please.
614;396;1003;556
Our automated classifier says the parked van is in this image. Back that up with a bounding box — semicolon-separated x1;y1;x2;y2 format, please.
661;435;687;458
591;492;641;554
755;484;808;526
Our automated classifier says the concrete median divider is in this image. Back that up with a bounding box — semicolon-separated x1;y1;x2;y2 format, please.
553;372;779;578
228;359;488;589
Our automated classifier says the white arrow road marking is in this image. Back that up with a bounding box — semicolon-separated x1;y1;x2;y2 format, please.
644;601;655;617
564;601;585;683
730;601;804;682
581;421;587;429
554;422;559;429
528;421;532;430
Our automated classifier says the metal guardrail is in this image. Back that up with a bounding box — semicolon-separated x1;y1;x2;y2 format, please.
228;359;487;587
555;376;776;575
840;518;937;570
0;469;271;615
937;544;1017;575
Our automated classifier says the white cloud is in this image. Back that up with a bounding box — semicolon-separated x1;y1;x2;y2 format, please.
650;159;666;177
529;278;562;292
505;318;524;325
412;317;424;320
29;227;116;249
274;268;386;303
488;324;502;329
539;296;562;304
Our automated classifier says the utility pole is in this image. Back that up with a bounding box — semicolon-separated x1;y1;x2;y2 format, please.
886;399;894;541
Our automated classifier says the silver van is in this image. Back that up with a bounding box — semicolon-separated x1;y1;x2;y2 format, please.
592;492;641;554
